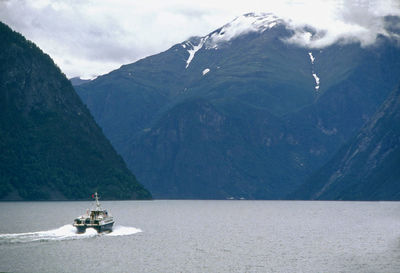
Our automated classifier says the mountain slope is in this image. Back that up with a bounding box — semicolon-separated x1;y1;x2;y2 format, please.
76;13;400;199
0;22;151;200
292;84;400;200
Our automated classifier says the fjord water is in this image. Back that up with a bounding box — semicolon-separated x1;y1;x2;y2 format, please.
0;201;399;272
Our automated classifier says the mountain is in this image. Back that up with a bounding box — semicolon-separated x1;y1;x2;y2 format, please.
76;13;400;199
0;22;151;200
292;83;400;200
70;77;91;86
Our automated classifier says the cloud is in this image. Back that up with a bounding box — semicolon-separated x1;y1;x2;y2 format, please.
0;0;235;78
0;0;399;78
0;0;139;78
284;0;400;47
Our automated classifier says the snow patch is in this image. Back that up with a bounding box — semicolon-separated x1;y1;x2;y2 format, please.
186;37;208;69
182;13;282;62
202;68;210;75
312;73;320;90
308;52;315;64
308;52;320;91
205;13;281;49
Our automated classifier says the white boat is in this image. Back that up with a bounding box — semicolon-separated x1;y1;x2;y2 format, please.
73;192;114;233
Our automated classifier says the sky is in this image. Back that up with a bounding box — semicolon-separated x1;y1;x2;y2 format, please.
1;0;399;79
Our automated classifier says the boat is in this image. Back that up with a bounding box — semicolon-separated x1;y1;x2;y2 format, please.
73;192;114;233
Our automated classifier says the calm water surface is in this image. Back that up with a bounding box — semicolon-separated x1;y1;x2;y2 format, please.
0;200;399;272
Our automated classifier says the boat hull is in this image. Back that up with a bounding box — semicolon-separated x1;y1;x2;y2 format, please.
74;222;114;234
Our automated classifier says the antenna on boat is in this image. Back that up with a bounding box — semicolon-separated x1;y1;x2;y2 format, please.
94;192;101;209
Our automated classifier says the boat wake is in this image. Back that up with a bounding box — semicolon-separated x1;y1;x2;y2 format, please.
106;225;142;236
0;224;141;244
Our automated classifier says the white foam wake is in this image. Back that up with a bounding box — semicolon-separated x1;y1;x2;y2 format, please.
0;225;97;244
106;225;142;236
0;224;141;244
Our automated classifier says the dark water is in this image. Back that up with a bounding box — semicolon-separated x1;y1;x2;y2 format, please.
0;200;399;272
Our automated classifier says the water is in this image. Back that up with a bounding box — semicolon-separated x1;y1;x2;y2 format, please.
0;200;399;273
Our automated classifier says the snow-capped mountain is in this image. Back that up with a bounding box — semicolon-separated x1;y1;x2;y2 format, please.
182;13;322;91
183;13;283;66
76;13;400;199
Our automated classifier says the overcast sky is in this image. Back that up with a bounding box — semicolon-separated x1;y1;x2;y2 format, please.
1;0;399;79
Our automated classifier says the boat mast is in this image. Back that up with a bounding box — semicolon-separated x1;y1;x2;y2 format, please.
94;192;101;209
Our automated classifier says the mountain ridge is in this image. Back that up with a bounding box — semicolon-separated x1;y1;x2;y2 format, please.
76;13;400;199
0;21;151;200
291;83;400;200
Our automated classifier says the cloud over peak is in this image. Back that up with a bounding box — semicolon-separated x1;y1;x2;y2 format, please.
283;0;400;48
1;0;399;78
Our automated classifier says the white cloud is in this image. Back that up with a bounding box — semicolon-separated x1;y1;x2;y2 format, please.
284;0;400;48
0;0;399;78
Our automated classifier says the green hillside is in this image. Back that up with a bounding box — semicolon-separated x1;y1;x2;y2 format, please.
0;22;151;200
